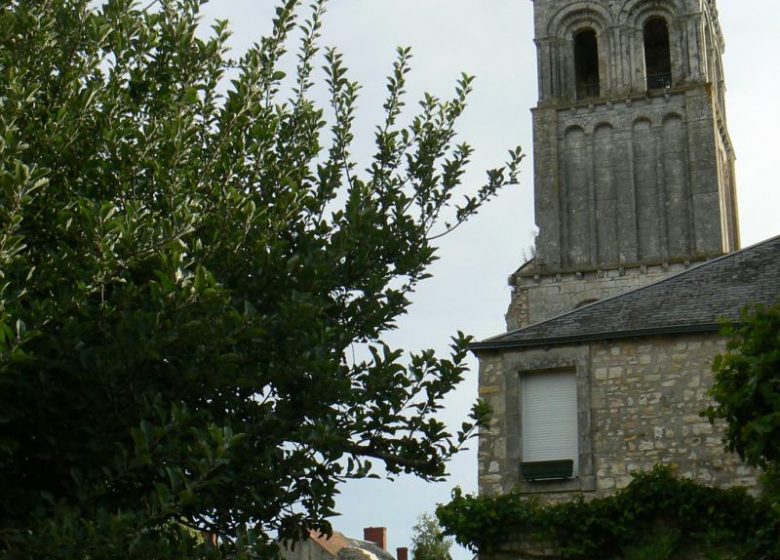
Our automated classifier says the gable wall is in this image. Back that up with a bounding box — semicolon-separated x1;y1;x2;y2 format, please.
477;332;757;499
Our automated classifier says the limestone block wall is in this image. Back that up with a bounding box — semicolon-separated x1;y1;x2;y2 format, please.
589;335;756;492
506;261;690;330
532;88;735;274
477;333;758;500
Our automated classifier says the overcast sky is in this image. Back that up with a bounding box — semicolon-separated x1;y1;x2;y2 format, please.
197;2;780;558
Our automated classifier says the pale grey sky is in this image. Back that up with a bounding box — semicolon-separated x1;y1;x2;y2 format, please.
198;2;780;558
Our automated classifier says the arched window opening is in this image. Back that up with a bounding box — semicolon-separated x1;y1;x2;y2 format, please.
574;29;600;99
644;18;672;90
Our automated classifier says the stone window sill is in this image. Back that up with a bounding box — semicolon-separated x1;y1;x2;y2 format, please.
516;475;596;495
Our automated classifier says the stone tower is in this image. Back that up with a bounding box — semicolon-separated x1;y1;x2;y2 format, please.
506;0;739;330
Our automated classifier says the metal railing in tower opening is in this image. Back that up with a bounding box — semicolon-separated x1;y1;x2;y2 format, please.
576;82;600;100
647;72;672;90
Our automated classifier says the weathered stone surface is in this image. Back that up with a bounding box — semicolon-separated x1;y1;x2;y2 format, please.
507;0;740;333
477;333;759;500
475;3;758;559
527;0;738;283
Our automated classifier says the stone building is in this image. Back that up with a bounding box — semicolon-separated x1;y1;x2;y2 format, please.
477;236;778;498
506;0;738;331
476;0;779;508
281;527;408;560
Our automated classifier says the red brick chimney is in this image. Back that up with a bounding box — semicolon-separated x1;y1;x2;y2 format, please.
396;547;409;560
363;527;387;550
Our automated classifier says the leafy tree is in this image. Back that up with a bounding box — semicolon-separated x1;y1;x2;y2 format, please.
706;302;780;509
0;0;521;557
411;513;453;560
706;303;780;468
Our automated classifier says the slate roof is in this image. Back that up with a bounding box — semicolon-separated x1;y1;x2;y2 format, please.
472;235;780;352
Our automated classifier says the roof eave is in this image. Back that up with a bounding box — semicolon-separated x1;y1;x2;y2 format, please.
470;323;724;353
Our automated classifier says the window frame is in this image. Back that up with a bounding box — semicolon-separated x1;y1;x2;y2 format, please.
521;369;580;477
504;356;596;495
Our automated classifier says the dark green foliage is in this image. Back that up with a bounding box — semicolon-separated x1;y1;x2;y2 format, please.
436;467;780;560
706;302;780;518
0;0;521;557
706;303;780;471
410;513;452;560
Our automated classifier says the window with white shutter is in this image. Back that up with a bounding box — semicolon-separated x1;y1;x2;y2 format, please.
521;370;579;476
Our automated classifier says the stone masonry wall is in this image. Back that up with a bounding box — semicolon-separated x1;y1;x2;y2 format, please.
531;88;735;274
529;0;738;275
589;334;757;492
477;332;758;500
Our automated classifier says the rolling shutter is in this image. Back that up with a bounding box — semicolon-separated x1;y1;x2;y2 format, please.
521;371;579;475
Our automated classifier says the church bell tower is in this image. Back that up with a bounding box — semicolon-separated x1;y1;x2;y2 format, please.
507;0;739;329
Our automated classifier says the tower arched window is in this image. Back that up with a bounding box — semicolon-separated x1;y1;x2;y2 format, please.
644;18;672;90
574;29;600;99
